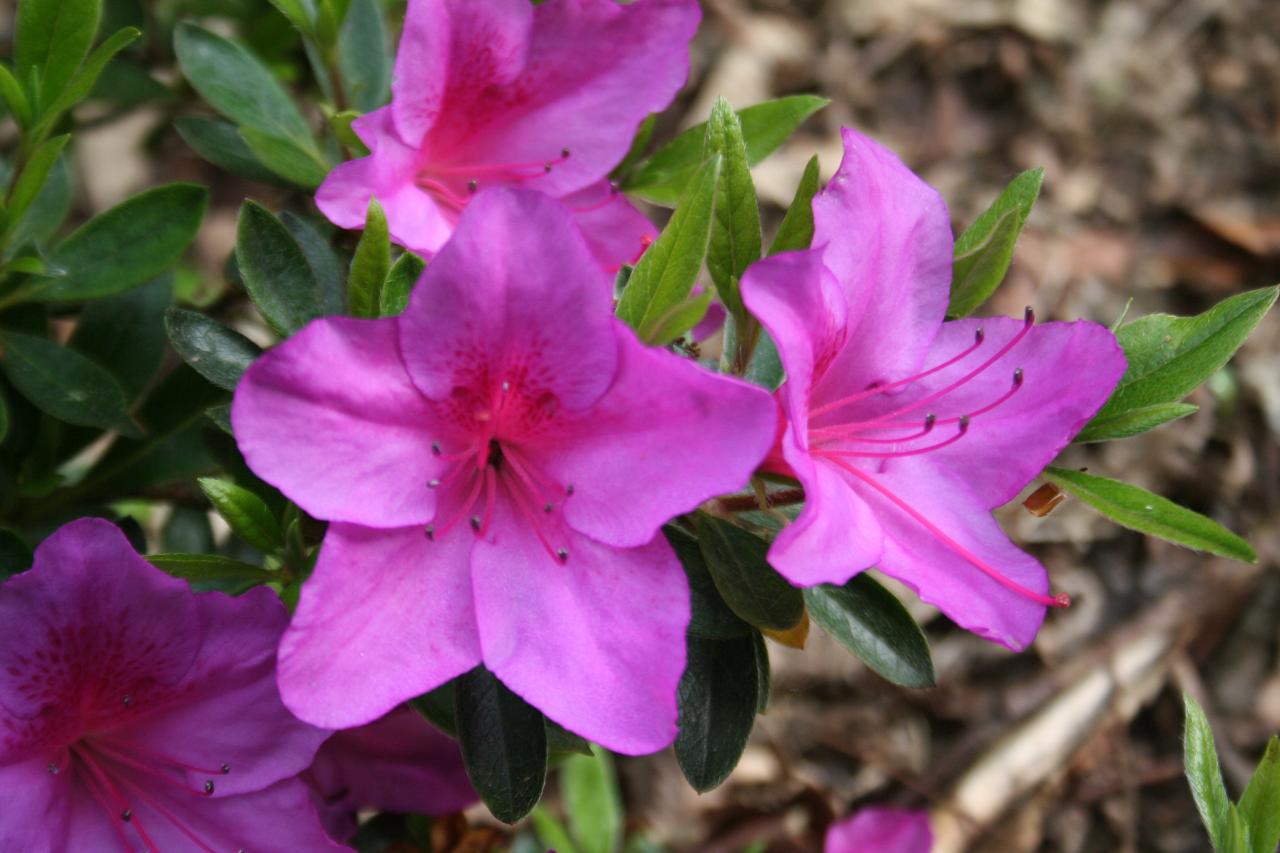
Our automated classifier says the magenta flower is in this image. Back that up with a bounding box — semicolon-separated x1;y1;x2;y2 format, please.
825;807;933;853
306;705;475;841
233;189;776;753
740;129;1126;649
316;0;700;271
0;518;338;852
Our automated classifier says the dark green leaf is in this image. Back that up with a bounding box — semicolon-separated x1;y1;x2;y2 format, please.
544;719;594;756
674;634;759;792
162;505;215;554
338;0;390;112
281;212;346;315
381;252;424;316
8;153;71;249
87;58;171;107
70;274;171;398
15;0;100;105
804;574;935;688
1086;286;1279;439
562;750;622;853
239;127;330;189
768;154;821;256
7;134;70;229
175;117;285;185
348;198;390;318
615;156;720;336
37;183;207;303
453;665;547;824
198;477;282;553
265;0;316;32
1043;467;1255;563
697;515;803;633
0;64;33;127
29;27;141;141
174;23;315;146
0;330;135;433
147;553;278;585
1239;736;1280;853
165;308;261;392
1184;693;1232;852
664;525;749;640
948;169;1043;318
752;629;770;713
0;385;8;445
609;113;657;184
235;201;325;334
0;528;33;579
205;403;232;434
625;95;829;207
705;98;762;318
1075;401;1199;443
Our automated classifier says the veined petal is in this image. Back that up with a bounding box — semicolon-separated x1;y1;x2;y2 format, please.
277;524;482;729
544;322;776;548
471;503;689;755
397;190;618;410
232;316;445;528
564;181;657;273
0;762;71;852
770;458;883;587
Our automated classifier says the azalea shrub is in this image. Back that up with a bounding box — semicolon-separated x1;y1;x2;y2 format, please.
0;0;1276;849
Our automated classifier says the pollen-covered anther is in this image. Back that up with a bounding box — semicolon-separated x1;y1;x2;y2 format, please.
1012;367;1024;387
220;763;231;774
556;548;569;563
203;780;215;795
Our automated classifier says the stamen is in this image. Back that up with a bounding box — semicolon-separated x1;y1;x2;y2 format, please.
430;469;487;540
115;773;218;853
822;455;1069;609
570;183;621;215
816;419;969;460
812;414;937;445
432;442;442;456
503;467;569;565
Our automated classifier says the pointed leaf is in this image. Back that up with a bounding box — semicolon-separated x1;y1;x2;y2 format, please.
146;553;278;585
768;154;821;255
674;633;759;792
348;198;390;318
238;127;330;189
175;117;284;185
704;97;761;318
1239;736;1280;853
29;27;142;141
1184;693;1232;852
1074;401;1198;444
453;665;547;824
804;574;935;688
281;212;346;315
198;477;282;553
235;201;325;334
165;308;262;392
697;515;803;633
948;169;1043;318
381;251;424;316
0;330;136;433
0;63;33;128
15;0;100;105
664;525;750;640
562;750;622;853
642;288;712;346
338;0;391;112
7;134;70;229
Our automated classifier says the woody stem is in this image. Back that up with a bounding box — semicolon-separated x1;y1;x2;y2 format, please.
718;488;806;512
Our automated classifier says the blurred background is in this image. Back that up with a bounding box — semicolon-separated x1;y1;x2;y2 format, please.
2;0;1278;849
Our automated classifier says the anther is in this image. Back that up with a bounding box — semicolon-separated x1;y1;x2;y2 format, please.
432;442;442;456
556;548;569;563
220;763;231;774
565;484;575;496
470;516;482;531
121;809;132;822
957;416;970;434
428;479;441;489
1012;367;1024;387
501;380;511;392
544;502;554;513
424;525;435;541
923;413;937;432
543;162;554;172
47;763;59;775
203;780;215;795
122;695;132;708
1052;592;1072;608
561;147;572;158
975;327;985;344
1023;306;1035;326
467;179;478;194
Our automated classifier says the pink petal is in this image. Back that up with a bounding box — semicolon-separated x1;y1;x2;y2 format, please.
855;469;1049;650
397;189;618;410
769;460;883;587
277;523;482;729
826;807;933;853
0;761;74;850
471;501;689;755
543;321;776;549
232;316;446;528
811;128;952;397
563;181;657;272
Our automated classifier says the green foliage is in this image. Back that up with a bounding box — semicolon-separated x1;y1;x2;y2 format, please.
165;308;263;392
665;525;752;640
768;154;821;256
696;514;804;633
0;329;137;434
338;0;391;112
348;198;390;318
175;117;289;186
198;477;282;553
380;252;424;316
1239;736;1280;853
948;169;1043;318
1183;693;1258;853
562;750;623;853
235;201;330;334
146;553;279;587
704;97;762;321
15;0;102;108
674;633;759;792
804;574;936;688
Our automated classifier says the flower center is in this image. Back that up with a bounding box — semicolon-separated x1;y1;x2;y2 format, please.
808;308;1070;610
414;147;573;212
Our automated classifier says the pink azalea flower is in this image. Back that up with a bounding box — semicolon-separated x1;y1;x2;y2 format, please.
316;0;701;271
0;518;338;852
306;705;475;841
825;807;933;853
740;129;1126;649
232;189;776;753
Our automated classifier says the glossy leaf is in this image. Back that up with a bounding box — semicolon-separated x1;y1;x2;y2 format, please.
29;27;142;142
625;95;829;207
198;477;282;553
664;525;750;640
380;252;424;317
1075;401;1198;444
697;515;804;633
7;135;70;230
70;275;171;399
615;156;720;336
338;0;391;112
1184;693;1232;853
0;64;32;128
15;0;100;104
146;553;278;585
674;633;759;792
1239;736;1280;853
1044;467;1255;563
348;198;390;318
642;288;712;346
0;330;135;434
8;153;71;249
705;97;761;318
239;127;330;189
948;169;1043;318
175;117;284;185
165;308;262;392
768;154;821;255
752;629;770;713
562;750;622;853
235;201;325;335
804;574;935;688
453;665;547;824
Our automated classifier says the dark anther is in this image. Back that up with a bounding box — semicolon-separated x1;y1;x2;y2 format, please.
467;179;479;194
487;439;504;468
923;413;937;431
203;780;215;795
1012;367;1024;386
958;416;971;433
1023;306;1035;325
561;147;571;158
221;763;231;774
556;548;569;563
121;810;132;822
431;442;442;456
425;525;435;541
544;503;554;513
470;516;482;531
544;162;554;172
565;484;575;496
974;327;985;344
427;479;441;489
122;695;132;708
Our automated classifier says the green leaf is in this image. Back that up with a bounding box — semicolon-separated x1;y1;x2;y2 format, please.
1225;805;1253;853
642;288;712;346
29;27;142;142
804;574;935;688
664;525;750;640
8;151;71;249
198;477;282;553
380;252;424;316
0;528;34;579
562;750;622;853
0;64;33;128
348;198;390;318
948;169;1043;318
265;0;316;32
146;553;278;585
1239;736;1280;853
704;98;762;319
674;633;759;792
531;807;580;853
16;0;101;105
609;113;657;184
1184;693;1232;852
338;0;391;112
625;95;829;207
7;134;70;229
453;665;547;824
752;629;770;713
235;201;325;335
205;403;232;434
768;154;821;255
35;183;207;303
1075;401;1199;443
1086;286;1279;438
0;330;135;433
174;117;285;186
696;515;803;633
165;308;262;392
174;23;315;147
280;212;345;316
238;127;330;189
0;385;9;445
615;155;720;335
70;274;171;399
1043;467;1255;562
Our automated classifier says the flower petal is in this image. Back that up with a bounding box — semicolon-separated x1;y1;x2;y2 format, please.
855;469;1049;650
811;127;952;395
397;189;618;410
564;181;657;272
277;523;482;729
471;503;689;755
769;459;883;587
826;807;933;853
544;321;775;549
232;316;445;528
0;761;73;852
